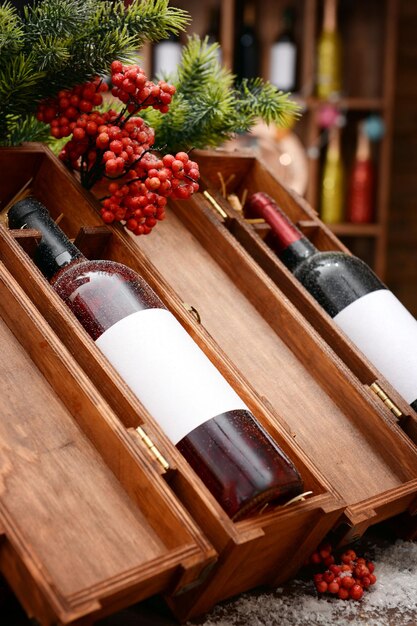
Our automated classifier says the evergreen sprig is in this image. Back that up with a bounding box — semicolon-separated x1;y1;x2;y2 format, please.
0;2;300;151
143;36;301;153
0;0;189;145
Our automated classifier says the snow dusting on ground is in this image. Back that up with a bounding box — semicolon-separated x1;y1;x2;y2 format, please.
193;540;417;626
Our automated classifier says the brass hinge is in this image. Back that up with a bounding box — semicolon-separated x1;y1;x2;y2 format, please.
370;382;403;419
135;426;170;471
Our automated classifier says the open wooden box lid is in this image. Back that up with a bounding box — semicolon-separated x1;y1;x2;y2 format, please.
0;145;343;622
0;259;216;626
1;144;417;622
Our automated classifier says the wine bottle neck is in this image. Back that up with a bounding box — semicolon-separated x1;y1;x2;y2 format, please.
327;126;341;160
356;124;371;161
243;1;256;27
7;197;86;281
244;192;317;271
323;0;338;32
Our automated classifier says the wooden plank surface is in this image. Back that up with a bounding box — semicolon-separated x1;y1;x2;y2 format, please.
0;317;167;596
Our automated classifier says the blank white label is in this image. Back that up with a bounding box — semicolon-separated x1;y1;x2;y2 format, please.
334;289;417;404
96;308;248;444
153;42;182;77
270;43;297;91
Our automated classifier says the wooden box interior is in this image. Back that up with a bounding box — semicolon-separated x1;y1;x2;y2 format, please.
2;143;416;538
193;149;417;447
135;186;417;544
0;260;217;626
0;145;346;622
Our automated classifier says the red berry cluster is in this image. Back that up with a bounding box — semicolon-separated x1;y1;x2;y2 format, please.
36;61;199;236
110;60;176;113
101;151;199;235
36;79;108;139
309;543;376;601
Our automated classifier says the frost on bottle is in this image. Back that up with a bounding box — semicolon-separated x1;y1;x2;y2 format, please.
244;192;417;413
8;197;304;520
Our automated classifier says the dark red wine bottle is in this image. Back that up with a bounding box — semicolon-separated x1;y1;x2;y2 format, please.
244;192;417;413
8;197;303;520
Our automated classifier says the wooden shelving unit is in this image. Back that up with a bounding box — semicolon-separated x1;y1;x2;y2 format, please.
146;0;398;279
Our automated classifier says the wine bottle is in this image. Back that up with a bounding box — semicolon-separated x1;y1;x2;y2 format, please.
244;192;417;413
269;6;297;92
347;122;374;223
152;32;183;79
234;0;259;81
8;197;303;520
320;125;344;224
316;0;342;100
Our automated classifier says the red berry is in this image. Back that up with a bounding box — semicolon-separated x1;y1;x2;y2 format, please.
337;588;350;600
111;60;123;73
341;576;355;590
175;151;189;163
349;584;364;600
86;121;98;135
354;565;370;579
110;139;123;155
328;581;340;594
126;218;138;231
101;210;115;224
341;549;357;564
323;571;334;584
341;564;353;572
79;100;93;112
315;580;328;594
361;576;371;589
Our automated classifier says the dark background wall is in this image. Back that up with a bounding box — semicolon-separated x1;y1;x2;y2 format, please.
387;0;417;314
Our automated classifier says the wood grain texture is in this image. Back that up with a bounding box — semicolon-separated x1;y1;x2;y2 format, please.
0;145;346;621
0;258;216;624
6;144;417;621
138;199;417;503
195;150;415;422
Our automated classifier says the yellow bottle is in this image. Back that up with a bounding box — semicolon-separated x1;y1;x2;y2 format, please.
316;0;342;99
321;126;344;223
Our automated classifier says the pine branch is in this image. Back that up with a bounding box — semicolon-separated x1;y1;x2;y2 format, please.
0;1;24;60
0;0;190;144
234;78;300;127
0;114;50;146
142;36;301;153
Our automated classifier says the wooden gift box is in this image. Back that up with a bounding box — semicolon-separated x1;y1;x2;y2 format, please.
192;149;417;448
0;144;342;624
182;148;417;539
1;144;417;621
0;259;216;625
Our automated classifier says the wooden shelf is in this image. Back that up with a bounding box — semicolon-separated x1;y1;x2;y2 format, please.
299;96;386;112
329;223;383;237
149;0;397;280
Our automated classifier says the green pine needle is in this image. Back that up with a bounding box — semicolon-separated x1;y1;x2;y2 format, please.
143;36;301;153
0;1;24;59
0;0;190;144
0;2;301;151
1;114;50;146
